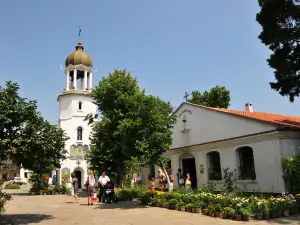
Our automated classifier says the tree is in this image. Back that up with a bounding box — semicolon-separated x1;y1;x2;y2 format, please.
0;81;68;212
187;85;231;108
86;69;176;184
0;81;68;174
256;0;300;102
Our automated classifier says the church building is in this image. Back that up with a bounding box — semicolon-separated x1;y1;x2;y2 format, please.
169;102;300;193
55;41;97;188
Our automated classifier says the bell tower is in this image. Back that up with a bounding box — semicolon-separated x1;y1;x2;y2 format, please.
56;41;97;188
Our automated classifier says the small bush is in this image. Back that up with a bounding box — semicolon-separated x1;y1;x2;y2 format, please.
0;190;12;214
5;183;21;189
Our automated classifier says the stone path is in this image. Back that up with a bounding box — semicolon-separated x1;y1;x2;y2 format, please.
1;194;300;225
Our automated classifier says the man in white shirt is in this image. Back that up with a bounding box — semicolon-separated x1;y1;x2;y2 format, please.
98;172;110;202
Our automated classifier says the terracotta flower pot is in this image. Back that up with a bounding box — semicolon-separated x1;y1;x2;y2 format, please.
181;206;186;212
195;208;201;213
221;213;227;219
215;212;220;217
283;210;289;217
202;209;208;215
236;214;242;221
192;208;196;213
177;206;181;211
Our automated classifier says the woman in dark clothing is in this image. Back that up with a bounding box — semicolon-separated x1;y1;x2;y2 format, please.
71;172;80;203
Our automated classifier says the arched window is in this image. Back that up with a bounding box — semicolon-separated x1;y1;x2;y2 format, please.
77;127;83;140
78;101;82;110
237;146;256;180
207;151;222;180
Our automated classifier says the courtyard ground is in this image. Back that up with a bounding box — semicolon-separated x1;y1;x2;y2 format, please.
1;191;300;225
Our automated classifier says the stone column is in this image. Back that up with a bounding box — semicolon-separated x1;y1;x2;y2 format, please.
89;72;92;89
66;70;70;91
73;69;77;90
171;154;180;189
84;70;88;90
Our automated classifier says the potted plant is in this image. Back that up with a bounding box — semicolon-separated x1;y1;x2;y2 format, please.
241;208;251;222
167;199;177;210
176;201;185;211
186;203;193;213
194;202;202;213
202;208;208;215
214;203;221;217
207;202;215;216
181;203;186;212
262;201;270;220
268;197;278;218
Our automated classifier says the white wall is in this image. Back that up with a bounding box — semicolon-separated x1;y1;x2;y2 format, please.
172;104;276;149
171;138;292;193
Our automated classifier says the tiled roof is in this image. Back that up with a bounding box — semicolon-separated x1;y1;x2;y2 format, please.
184;102;300;129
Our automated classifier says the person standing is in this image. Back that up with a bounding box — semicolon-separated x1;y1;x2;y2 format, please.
98;171;110;202
136;172;143;186
185;172;191;189
176;169;185;188
71;172;80;203
86;171;95;206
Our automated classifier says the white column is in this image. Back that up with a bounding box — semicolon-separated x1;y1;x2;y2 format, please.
73;69;77;90
84;70;88;90
89;72;93;89
66;70;70;91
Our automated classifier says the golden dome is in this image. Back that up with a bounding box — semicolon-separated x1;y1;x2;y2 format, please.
65;42;93;68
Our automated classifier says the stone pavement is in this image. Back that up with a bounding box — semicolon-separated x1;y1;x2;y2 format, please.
0;194;300;225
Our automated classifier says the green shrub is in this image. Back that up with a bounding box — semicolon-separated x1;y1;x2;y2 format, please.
5;183;21;189
0;190;11;214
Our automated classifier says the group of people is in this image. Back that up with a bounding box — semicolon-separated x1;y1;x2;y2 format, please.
148;168;191;194
70;170;111;206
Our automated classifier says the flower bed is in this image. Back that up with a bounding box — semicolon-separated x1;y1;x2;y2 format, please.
146;191;300;221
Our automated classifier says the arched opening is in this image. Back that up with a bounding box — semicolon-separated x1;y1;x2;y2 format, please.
74;167;84;189
180;153;197;189
236;146;256;180
77;127;83;140
207;151;222;180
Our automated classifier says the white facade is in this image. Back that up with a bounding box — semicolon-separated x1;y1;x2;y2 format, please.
169;103;300;193
56;60;97;189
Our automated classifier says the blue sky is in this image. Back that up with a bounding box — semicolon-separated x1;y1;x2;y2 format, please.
0;1;298;124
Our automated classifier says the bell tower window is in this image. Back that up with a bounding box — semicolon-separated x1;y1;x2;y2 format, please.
77;127;83;140
78;101;82;110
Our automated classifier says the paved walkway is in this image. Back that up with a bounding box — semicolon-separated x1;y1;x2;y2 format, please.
1;194;300;225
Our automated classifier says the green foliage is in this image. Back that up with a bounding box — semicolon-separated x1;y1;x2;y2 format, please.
0;81;68;174
187;85;231;108
29;173;69;195
222;167;238;194
0;190;11;214
282;154;300;193
256;0;300;102
87;69;176;180
4;183;20;189
115;185;148;201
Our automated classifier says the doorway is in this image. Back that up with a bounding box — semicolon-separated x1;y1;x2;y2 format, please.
74;171;82;189
182;158;197;189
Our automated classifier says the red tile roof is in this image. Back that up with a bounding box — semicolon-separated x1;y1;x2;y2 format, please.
184;102;300;129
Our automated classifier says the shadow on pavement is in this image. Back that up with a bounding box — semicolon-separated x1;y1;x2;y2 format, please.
92;200;148;210
266;214;300;224
0;214;54;225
